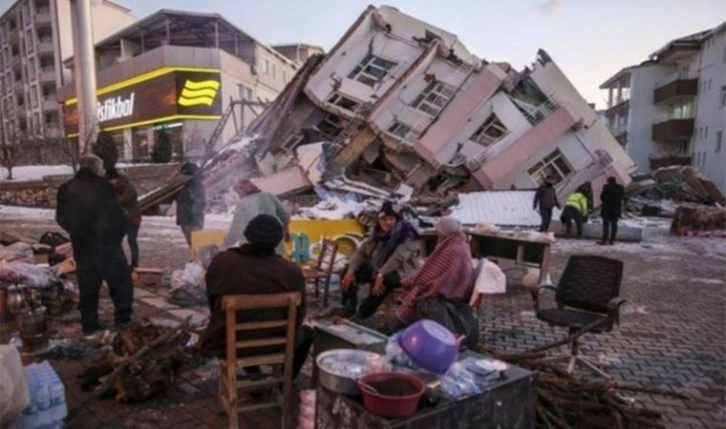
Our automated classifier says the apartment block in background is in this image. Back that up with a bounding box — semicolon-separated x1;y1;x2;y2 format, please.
57;10;300;162
600;22;725;193
0;0;136;144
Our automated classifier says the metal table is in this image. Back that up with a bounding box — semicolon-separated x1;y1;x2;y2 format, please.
315;350;537;429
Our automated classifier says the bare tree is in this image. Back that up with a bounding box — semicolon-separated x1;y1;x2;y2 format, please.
58;115;97;173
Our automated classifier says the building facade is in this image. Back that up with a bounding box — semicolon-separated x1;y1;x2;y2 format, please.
0;0;136;144
600;22;726;192
295;6;634;204
272;43;325;66
57;10;299;162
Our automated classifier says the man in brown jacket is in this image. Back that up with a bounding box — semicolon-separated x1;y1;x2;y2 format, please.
200;214;312;379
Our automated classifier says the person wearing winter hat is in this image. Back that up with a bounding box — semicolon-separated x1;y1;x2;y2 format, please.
200;214;312;379
337;201;420;320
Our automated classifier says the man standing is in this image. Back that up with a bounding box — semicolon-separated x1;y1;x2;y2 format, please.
224;178;291;256
201;214;312;380
598;177;625;245
56;154;133;335
106;168;141;269
176;162;206;246
533;175;561;232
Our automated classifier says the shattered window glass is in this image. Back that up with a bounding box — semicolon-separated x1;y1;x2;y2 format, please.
349;55;397;87
328;93;361;111
527;149;573;184
470;113;508;146
387;121;413;140
412;81;456;117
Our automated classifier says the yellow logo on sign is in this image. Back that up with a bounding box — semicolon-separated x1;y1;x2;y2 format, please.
178;79;220;107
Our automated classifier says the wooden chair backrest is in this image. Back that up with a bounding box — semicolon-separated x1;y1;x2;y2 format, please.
316;239;339;275
221;293;301;368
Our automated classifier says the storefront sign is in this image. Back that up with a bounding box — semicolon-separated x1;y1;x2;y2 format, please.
63;68;222;136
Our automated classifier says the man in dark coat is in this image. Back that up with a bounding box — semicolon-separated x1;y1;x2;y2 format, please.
107;168;141;269
533;175;561;232
175;162;205;246
56;154;133;334
598;177;626;245
200;214;312;379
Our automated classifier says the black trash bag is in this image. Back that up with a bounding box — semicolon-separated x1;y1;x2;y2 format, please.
416;297;480;350
39;231;70;247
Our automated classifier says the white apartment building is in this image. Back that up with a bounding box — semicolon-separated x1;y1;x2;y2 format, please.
0;0;136;144
600;22;726;193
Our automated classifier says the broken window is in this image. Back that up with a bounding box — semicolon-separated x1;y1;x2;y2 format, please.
318;113;343;136
387;121;413;140
470;114;508;146
349;55;397;87
327;93;361;111
527;149;573;185
412;80;456;117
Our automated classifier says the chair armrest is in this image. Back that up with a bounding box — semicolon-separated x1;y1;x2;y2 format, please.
607;297;627;325
531;285;557;313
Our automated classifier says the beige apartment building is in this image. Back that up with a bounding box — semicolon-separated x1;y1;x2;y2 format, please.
0;0;136;145
57;10;301;162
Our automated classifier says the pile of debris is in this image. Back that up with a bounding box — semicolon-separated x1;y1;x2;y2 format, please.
480;321;688;429
77;319;198;404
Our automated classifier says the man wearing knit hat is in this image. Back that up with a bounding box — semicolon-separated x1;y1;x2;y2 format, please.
200;214;313;380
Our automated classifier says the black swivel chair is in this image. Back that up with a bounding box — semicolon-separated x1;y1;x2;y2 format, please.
532;255;625;378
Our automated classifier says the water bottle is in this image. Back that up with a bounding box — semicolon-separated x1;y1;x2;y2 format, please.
48;362;67;422
22;364;40;429
37;363;53;428
9;332;23;350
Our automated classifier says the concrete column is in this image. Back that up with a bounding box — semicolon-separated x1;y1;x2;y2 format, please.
70;0;98;150
123;128;133;160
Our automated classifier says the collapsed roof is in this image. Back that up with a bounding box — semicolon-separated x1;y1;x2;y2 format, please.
199;5;635;210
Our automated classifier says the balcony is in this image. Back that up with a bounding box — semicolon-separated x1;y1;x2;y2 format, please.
653;78;697;104
652;118;694;141
41;97;58;111
38;68;55;83
605;99;629;118
13;80;24;93
35;8;52;26
37;39;54;55
649;156;691;170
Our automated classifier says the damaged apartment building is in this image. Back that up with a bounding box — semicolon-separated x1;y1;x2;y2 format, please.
207;5;636;206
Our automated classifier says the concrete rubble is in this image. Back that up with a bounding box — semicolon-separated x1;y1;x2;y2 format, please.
187;4;639;220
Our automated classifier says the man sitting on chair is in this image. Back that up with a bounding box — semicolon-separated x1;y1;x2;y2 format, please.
200;214;313;379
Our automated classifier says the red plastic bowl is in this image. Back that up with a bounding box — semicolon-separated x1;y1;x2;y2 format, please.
358;372;426;418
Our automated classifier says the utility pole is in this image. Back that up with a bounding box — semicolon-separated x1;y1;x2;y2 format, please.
70;0;98;150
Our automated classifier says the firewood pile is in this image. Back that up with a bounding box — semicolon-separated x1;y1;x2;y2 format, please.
479;320;688;429
77;318;198;405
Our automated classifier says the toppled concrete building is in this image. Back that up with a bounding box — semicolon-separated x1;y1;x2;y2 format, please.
202;5;636;208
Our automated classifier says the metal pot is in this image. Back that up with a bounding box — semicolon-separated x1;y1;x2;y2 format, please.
316;349;390;396
6;289;25;313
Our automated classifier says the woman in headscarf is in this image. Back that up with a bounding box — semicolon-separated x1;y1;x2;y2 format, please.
339;201;420;320
223;178;291;255
389;217;475;332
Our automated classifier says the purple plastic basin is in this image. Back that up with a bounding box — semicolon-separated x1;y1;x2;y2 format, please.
398;320;458;374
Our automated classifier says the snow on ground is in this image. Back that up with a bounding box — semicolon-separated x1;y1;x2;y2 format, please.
0;163;155;182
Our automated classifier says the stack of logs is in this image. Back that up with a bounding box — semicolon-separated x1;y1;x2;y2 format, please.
479;319;688;429
78;318;197;404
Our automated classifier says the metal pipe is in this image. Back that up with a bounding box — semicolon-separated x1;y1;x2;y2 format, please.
70;0;98;148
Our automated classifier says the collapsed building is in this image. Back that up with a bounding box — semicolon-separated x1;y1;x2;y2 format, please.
197;5;637;210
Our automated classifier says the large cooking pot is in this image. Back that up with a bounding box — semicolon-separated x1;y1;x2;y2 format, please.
316;349;390;395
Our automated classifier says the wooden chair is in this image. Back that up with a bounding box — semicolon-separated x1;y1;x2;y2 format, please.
305;239;339;308
219;292;301;429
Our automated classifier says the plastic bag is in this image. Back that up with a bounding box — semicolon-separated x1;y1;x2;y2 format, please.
0;262;55;287
385;333;418;369
0;345;30;427
440;362;482;399
170;261;205;289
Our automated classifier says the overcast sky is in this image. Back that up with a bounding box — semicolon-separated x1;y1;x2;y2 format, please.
2;0;724;107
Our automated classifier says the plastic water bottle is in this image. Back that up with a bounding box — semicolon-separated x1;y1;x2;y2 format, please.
36;363;53;428
9;332;23;350
47;362;67;422
22;364;40;429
